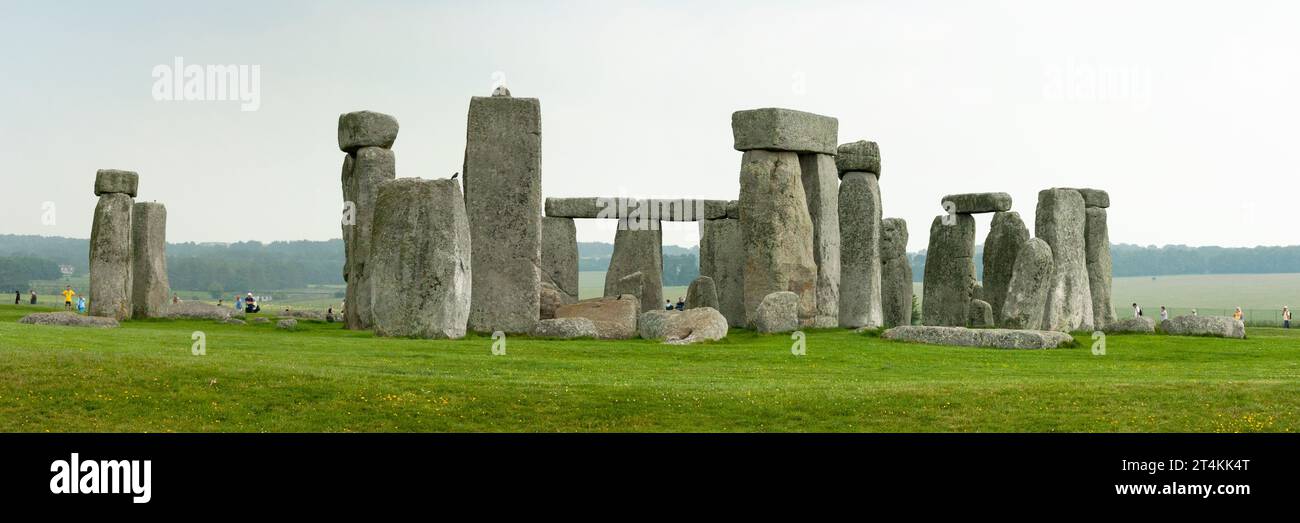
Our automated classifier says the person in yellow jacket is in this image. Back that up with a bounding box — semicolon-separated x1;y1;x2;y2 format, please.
61;286;76;310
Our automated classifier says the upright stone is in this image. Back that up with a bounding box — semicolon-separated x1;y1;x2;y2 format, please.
131;202;168;319
1085;206;1117;330
368;178;471;339
89;170;136;320
540;217;579;303
699;218;745;327
921;214;976;327
1035;188;1093;332
799;153;841;327
685;275;719;310
610;271;646;310
838;171;884;328
738;149;817;327
1002;238;1054;329
982;211;1029;321
464;92;542;333
968;299;994;327
342;146;396;330
880;217;913;328
604;220;663;313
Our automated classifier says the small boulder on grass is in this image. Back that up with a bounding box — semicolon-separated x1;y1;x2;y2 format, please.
276;319;298;331
18;312;118;328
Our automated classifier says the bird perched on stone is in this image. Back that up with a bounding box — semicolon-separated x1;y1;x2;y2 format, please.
451;172;459;181
491;85;511;97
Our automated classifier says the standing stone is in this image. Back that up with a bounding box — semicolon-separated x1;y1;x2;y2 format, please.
982;211;1029;321
838;171;884;328
342;146;396;330
368;178;471;339
610;271;646;310
880;218;913;328
540;217;579;303
539;282;564;320
699;218;745;327
604;221;662;313
968;299;994;328
921;214;976;327
89;193;133;320
131;202;168;319
464;93;542;333
1035;189;1093;332
738;150;818;327
799;153;841;327
685;276;719;310
1001;238;1054;329
1085;206;1117;330
835;141;881;175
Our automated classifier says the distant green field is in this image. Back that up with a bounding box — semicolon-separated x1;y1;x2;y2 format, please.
2;303;1297;432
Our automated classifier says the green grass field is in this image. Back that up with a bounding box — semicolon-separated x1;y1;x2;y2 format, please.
2;303;1297;433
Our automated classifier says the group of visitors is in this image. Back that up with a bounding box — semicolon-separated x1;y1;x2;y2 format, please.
664;298;685;311
1131;302;1293;328
231;293;261;313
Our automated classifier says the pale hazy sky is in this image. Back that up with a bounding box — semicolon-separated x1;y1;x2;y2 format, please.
2;0;1297;252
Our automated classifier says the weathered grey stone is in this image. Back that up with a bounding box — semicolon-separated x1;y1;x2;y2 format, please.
276;309;327;321
1085;207;1117;330
554;295;639;339
539;282;565;320
342;146;396;330
1160;315;1246;339
971;281;984;303
610;271;646;311
982;211;1029;321
882;325;1075;349
968;299;994;328
369;178;472;339
89;193;133;320
19;312;119;328
1071;188;1110;208
540;217;579;302
544;197;605;219
799;153;841;327
1001;238;1054;330
880;218;913;328
725;200;740;219
161;302;241;321
1036;188;1093;332
921;214;976;327
739;150;818;327
277;319;298;330
732;108;838;154
530;317;598;339
337;110;398;153
838;171;884;328
94;169;139;197
753;291;799;334
685;276;719;311
639;308;729;344
130;202;168;319
699;218;745;328
1107;317;1155;333
464;95;542;334
941;192;1012;214
542;197;728;221
835;141;880;175
605;224;662;313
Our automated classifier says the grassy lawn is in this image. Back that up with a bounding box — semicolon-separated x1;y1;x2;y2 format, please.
1;303;1297;432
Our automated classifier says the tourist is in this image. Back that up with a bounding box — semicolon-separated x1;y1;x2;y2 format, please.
62;286;76;310
235;295;244;310
675;297;685;311
1233;307;1243;322
29;290;37;305
1132;303;1142;317
1283;306;1292;329
172;294;181;305
326;307;335;323
13;290;19;305
1159;306;1168;321
1191;309;1198;316
665;300;673;311
244;293;260;313
217;299;224;307
76;296;86;313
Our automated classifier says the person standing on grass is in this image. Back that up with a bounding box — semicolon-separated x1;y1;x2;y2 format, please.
1132;303;1142;318
76;296;86;313
13;290;19;305
1233;307;1244;322
1160;306;1169;321
62;286;75;310
29;290;36;305
1283;306;1292;329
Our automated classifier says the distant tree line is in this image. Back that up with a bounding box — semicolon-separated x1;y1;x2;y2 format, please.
0;256;61;291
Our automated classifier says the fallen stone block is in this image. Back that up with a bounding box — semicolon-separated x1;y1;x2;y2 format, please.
882;325;1075;349
19;312;119;328
554;295;640;339
530;318;598;339
1159;315;1246;339
753;291;799;334
1107;317;1155;333
639;307;729;344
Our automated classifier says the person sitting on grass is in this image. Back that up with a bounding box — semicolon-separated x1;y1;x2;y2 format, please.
244;293;260;313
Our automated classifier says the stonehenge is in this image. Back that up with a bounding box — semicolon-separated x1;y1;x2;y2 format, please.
554;295;639;339
605;222;663;313
800;153;841;327
982;211;1029;321
753;291;799;334
921;214;976;327
89;170;137;320
638;307;729;345
1077;189;1117;330
699;216;745;327
882;326;1075;350
340;111;398;330
540;217;579;303
880;217;913;327
464;92;543;334
1001;238;1054;330
1160;315;1246;339
368;178;471;339
685;276;719;311
131;202;169;319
